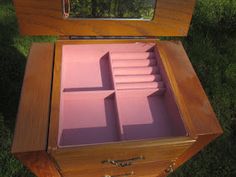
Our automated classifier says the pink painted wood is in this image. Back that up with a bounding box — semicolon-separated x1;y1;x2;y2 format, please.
59;43;186;147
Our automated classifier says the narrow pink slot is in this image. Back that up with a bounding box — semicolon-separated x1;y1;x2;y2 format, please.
110;52;155;60
112;59;156;67
58;43;186;147
113;66;159;75
116;82;164;90
115;74;162;83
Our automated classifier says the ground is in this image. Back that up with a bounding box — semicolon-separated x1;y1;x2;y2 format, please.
0;0;235;177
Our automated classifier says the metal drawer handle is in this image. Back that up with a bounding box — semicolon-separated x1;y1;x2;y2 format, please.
62;0;70;18
102;156;144;167
104;171;134;177
165;162;175;174
165;166;174;174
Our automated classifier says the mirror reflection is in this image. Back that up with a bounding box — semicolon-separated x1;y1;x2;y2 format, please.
65;0;157;20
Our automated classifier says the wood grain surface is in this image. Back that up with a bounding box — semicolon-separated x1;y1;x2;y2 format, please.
155;41;223;177
13;40;223;177
15;151;61;177
156;41;223;137
62;160;171;177
12;43;54;153
13;0;196;36
48;39;222;177
50;137;195;177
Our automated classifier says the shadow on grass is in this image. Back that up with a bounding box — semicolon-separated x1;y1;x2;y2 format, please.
1;0;56;175
0;26;26;131
0;1;35;176
169;1;236;177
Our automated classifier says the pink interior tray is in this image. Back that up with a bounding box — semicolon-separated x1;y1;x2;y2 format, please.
58;43;186;147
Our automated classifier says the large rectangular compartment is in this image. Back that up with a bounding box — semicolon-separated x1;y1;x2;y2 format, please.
58;43;186;147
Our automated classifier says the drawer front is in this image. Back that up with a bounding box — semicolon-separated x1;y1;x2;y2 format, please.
62;160;171;177
51;137;195;175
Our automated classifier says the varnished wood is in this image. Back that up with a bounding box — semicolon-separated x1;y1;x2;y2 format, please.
13;0;196;36
62;160;171;177
48;39;222;177
15;151;61;177
156;41;223;137
11;43;60;177
175;134;219;168
48;41;62;152
50;137;195;176
12;43;54;153
49;39;222;150
157;134;220;177
155;41;223;177
12;40;223;177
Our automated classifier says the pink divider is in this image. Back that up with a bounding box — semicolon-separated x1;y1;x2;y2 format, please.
154;48;187;136
109;50;163;91
58;42;186;147
108;53;117;90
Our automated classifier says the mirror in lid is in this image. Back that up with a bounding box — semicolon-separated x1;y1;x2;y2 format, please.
63;0;156;20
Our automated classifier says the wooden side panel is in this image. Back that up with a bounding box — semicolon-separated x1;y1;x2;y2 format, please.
15;151;61;177
155;41;223;176
156;41;223;136
13;0;196;36
48;41;62;151
12;43;54;153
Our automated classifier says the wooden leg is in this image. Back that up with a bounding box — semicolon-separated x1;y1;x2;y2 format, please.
15;151;61;177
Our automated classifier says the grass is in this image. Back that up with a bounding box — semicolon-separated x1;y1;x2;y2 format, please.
0;0;235;177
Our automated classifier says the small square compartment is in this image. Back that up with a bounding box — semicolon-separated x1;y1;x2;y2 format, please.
59;91;119;146
62;45;114;91
116;89;186;140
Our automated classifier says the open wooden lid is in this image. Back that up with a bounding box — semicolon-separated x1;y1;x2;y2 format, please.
14;0;196;37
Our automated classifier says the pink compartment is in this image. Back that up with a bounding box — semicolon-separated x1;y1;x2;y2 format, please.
61;43;155;91
116;89;184;140
62;51;113;91
59;91;119;146
58;43;186;147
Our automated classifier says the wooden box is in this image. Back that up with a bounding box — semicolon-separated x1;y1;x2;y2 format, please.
12;0;223;177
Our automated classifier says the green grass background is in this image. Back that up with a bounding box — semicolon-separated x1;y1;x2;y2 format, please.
0;0;235;176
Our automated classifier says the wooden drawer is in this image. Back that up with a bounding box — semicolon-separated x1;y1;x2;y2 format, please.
62;160;171;177
51;137;195;174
